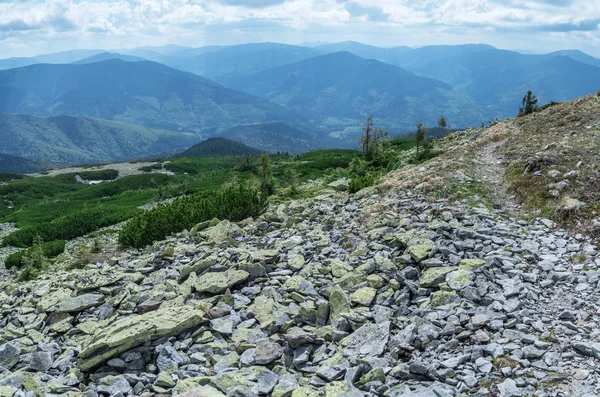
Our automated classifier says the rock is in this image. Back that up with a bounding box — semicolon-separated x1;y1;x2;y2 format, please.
29;351;53;372
408;242;435;262
179;256;217;281
573;342;600;359
56;293;105;313
497;378;522;397
137;299;162;314
200;220;242;243
560;197;585;211
419;267;456;288
327;178;349;192
349;287;377;306
458;258;485;270
342;321;390;358
157;345;185;371
445;269;474;290
155;371;176;388
329;284;350;321
254;339;283;365
573;369;590;380
97;375;132;395
177;386;227;397
78;305;206;370
192;269;249;294
471;314;490;328
0;342;21;369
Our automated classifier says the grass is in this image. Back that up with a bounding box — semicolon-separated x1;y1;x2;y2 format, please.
505;95;600;238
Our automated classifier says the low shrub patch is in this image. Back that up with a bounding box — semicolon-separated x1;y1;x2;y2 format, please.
5;239;66;269
119;185;268;248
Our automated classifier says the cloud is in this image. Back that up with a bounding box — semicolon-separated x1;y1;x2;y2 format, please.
216;0;289;8
0;0;599;57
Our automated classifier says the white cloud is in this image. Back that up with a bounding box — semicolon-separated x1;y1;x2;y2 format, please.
0;0;599;57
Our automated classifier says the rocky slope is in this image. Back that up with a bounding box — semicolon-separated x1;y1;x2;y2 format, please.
1;180;599;397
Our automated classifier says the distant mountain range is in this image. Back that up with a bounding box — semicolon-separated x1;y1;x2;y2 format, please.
0;59;298;133
226;52;487;135
166;43;321;83
0;49;104;70
0;113;201;164
1;41;600;165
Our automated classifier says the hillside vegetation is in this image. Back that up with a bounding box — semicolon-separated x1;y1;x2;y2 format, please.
386;93;600;239
0;113;201;164
220;123;320;153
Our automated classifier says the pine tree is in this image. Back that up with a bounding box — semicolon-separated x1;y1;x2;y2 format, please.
437;115;447;135
518;90;538;116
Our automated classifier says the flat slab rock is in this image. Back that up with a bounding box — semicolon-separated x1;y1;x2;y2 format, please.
78;305;206;371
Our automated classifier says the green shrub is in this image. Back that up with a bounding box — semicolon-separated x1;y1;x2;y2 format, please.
0;173;24;182
119;185;268;248
3;206;138;248
5;239;66;269
348;174;378;193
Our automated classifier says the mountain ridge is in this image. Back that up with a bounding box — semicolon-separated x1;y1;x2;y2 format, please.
0;59;300;133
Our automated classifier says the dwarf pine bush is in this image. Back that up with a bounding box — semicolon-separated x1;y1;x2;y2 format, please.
119;185;268;248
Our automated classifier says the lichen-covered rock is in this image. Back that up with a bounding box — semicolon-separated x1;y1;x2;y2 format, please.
445;269;475;290
419;267;456;288
349;287;377;306
200;220;242;243
56;294;105;313
328;285;350;322
78;305;205;370
408;242;435;262
192;269;249;294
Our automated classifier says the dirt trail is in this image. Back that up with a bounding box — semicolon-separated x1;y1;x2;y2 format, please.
472;122;520;212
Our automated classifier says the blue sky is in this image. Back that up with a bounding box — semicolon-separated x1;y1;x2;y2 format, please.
1;0;599;57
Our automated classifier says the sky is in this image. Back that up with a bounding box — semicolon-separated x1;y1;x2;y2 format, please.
1;0;600;58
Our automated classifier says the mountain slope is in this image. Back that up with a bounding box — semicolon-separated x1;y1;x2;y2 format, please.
391;44;496;70
0;153;57;174
463;56;600;116
171;43;320;82
0;59;298;132
178;137;263;158
545;50;600;68
413;49;600;116
220;123;319;153
230;52;488;133
315;42;413;66
0;113;202;164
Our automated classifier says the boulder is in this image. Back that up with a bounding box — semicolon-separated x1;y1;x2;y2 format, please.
193;269;249;294
56;294;105;313
78;305;205;370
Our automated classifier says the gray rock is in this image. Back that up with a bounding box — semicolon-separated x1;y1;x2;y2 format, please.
56;294;105;313
0;342;21;370
497;378;522;397
97;375;131;395
254;339;283;365
30;351;53;372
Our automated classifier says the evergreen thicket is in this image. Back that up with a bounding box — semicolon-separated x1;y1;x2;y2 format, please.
118;185;268;248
